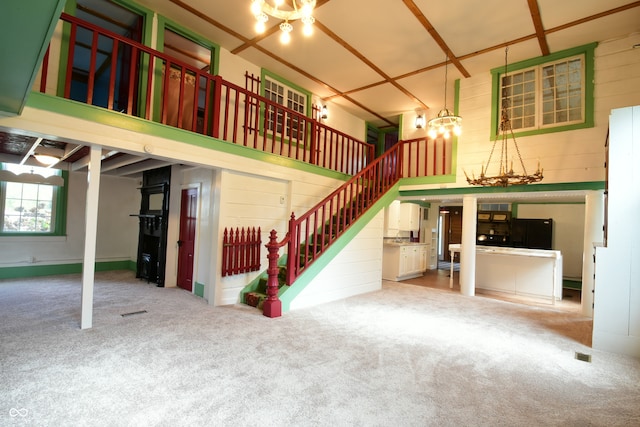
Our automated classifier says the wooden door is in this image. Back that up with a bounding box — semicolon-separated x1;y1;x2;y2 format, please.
177;188;197;291
442;206;463;262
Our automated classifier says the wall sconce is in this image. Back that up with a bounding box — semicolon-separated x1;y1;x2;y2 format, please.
415;114;424;129
320;105;328;120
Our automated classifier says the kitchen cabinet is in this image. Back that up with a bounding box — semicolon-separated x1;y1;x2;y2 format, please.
429;228;438;269
384;201;421;236
382;243;429;281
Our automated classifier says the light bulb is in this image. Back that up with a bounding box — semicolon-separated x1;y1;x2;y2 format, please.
443;130;451;139
255;21;266;33
280;30;291;44
453;125;461;136
274;0;284;7
303;22;313;36
428;128;437;139
250;0;262;16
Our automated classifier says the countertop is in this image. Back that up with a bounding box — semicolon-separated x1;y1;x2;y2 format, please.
448;243;561;259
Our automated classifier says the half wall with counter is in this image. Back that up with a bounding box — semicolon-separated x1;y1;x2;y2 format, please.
449;244;563;302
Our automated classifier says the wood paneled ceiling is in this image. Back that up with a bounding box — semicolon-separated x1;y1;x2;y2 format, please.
0;0;638;178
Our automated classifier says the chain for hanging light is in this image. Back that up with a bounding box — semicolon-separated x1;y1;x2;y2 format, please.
465;47;543;187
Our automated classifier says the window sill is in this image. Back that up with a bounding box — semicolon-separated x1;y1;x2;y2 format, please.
0;235;67;243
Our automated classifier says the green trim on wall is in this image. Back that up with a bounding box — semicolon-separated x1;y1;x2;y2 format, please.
0;168;68;237
194;282;205;298
398;174;458;186
279;182;401;312
261;69;313;116
0;260;135;280
489;42;597;140
399;180;605;198
26;92;352;182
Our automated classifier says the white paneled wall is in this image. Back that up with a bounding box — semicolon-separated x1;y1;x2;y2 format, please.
290;210;385;310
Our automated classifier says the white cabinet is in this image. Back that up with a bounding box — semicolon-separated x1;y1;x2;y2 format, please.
385;201;421;237
399;203;420;232
429;228;438;269
382;243;429;281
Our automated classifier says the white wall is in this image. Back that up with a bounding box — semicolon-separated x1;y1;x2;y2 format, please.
399;33;640;191
516;204;585;279
290;210;385;310
0;172;139;268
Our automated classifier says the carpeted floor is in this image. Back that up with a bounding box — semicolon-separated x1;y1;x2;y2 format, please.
1;270;639;426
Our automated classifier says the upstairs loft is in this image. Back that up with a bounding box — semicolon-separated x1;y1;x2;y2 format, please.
0;11;453;182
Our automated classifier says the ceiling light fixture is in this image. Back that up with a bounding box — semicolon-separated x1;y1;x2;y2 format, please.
251;0;316;43
428;55;462;139
465;48;543;187
34;154;61;166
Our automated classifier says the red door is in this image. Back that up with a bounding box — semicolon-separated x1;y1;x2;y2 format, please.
177;188;197;291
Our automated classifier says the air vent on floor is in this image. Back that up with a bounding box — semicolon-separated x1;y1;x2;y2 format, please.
575;351;592;363
121;310;147;317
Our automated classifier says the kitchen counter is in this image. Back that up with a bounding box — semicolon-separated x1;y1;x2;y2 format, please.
382;242;430;281
449;244;563;302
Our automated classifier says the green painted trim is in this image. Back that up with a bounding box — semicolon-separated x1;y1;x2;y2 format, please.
398;180;605;198
0;0;65;114
157;16;220;76
489;42;597;140
0;260;133;280
26;92;351;182
0;166;68;237
194;282;205;298
398;174;457;186
279;182;401;311
261;69;312;115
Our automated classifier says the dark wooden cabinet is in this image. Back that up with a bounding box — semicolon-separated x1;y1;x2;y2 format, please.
133;167;171;286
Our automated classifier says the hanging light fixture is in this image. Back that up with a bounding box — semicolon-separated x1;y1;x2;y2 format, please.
465;48;543;187
428;54;462;139
251;0;316;44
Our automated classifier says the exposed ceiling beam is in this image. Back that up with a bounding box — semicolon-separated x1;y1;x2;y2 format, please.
20;137;43;165
100;153;148;172
402;0;470;78
106;159;173;176
527;0;550;55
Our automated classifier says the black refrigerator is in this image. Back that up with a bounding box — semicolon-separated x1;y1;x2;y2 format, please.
511;218;553;250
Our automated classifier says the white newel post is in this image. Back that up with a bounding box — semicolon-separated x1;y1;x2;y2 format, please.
81;145;102;329
460;195;477;296
582;190;604;318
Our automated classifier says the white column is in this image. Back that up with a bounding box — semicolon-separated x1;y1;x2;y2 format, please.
80;145;102;329
460;195;477;296
582;190;604;317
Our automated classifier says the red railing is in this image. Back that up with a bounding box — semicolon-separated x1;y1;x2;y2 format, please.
284;143;402;285
39;13;375;176
221;227;262;276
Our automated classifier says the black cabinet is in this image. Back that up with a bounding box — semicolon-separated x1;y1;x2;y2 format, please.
133;167;171;286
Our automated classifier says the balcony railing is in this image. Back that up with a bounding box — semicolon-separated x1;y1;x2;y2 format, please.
38;13;376;176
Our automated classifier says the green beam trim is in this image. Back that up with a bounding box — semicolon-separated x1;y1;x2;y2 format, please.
0;0;66;114
399;181;605;198
26;92;351;182
279;182;401;311
399;174;457;186
0;260;134;280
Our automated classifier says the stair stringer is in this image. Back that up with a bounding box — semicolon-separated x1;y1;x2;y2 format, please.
278;183;401;312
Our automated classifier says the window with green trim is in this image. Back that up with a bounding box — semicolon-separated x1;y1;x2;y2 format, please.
262;73;310;137
492;43;595;138
0;164;66;235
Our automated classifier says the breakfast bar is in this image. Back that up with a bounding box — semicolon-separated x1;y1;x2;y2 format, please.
448;244;563;303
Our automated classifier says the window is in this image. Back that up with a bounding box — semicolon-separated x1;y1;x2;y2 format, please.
0;164;67;235
262;71;310;138
491;43;595;138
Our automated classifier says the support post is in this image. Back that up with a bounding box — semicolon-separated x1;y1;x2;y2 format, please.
582;190;605;317
460;194;477;296
80;145;102;329
263;229;282;318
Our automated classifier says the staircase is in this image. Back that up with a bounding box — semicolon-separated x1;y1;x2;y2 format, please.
241;196;368;309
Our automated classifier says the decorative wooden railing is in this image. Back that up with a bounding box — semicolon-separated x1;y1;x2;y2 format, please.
221;227;262;276
37;13;454;318
39;13;375;176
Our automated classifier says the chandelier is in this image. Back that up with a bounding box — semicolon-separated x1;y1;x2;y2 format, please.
251;0;316;44
465;48;543;187
428;55;462;139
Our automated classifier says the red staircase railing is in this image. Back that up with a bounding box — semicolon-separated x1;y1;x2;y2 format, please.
39;13;375;176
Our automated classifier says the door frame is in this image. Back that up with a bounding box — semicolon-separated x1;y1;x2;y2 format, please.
177;183;201;294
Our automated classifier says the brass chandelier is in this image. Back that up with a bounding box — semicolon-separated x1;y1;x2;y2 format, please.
251;0;316;44
465;48;543;187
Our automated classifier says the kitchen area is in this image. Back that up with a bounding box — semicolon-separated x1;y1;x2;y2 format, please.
382;200;582;305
